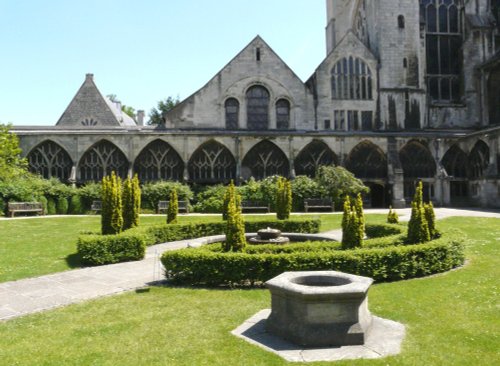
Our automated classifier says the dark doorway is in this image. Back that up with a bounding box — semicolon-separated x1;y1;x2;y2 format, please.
366;183;387;208
488;66;500;125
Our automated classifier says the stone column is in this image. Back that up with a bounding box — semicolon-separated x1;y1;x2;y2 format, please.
391;169;406;208
183;137;189;182
235;137;241;184
288;137;296;179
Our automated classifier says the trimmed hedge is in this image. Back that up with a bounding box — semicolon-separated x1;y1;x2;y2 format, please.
77;232;146;265
161;229;464;286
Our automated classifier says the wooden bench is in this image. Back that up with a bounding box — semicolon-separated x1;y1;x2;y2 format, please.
157;200;189;213
241;200;270;213
7;202;44;217
304;198;334;212
91;200;102;212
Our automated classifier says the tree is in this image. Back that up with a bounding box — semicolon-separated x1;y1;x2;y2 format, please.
276;177;292;220
315;166;369;207
148;96;180;125
222;180;237;220
167;189;178;224
106;94;135;119
122;175;141;230
355;193;365;235
101;172;123;235
341;195;363;249
224;189;246;252
407;182;430;244
0;124;27;181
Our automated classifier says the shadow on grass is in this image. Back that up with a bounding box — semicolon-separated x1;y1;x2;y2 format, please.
65;252;84;269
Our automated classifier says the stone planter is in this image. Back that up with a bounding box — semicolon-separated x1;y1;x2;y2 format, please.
265;271;373;347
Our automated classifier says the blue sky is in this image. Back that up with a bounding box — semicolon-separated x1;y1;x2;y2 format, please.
0;0;327;126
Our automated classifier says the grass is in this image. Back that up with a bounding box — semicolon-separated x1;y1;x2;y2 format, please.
0;213;341;283
0;216;498;365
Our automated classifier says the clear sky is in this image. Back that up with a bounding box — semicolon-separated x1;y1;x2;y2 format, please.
0;0;327;126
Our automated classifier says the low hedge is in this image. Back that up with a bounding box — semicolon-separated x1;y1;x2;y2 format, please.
161;229;464;286
77;232;147;265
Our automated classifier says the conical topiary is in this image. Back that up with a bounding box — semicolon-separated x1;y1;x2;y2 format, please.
224;189;246;252
167;189;178;224
387;206;399;224
407;182;430;244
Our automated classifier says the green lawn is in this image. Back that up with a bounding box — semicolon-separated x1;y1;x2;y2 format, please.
0;213;341;283
0;217;498;365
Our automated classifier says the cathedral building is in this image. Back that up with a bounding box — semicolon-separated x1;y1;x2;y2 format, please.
13;0;500;208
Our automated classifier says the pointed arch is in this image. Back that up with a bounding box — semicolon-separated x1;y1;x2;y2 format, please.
468;140;490;179
294;140;338;177
27;140;73;181
78;140;129;182
242;140;289;180
188;140;236;183
399;141;436;179
133;140;184;182
345;141;387;179
442;145;467;178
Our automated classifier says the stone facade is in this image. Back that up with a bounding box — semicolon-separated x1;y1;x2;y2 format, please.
12;0;500;208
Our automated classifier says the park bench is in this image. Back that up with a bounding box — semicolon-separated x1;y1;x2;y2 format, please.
241;200;271;213
91;200;102;212
157;200;190;213
7;202;44;217
304;198;334;212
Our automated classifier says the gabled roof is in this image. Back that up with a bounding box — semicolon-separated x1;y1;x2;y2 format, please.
56;74;136;127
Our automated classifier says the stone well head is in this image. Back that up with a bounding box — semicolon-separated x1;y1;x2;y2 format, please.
265;271;374;347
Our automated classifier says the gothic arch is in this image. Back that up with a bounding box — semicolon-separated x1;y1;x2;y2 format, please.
78;140;129;182
188;140;236;183
27;140;73;181
294;140;338;177
345;141;387;179
399;141;436;179
133;139;184;182
242;140;289;180
488;65;500;125
468;140;489;179
441;144;468;178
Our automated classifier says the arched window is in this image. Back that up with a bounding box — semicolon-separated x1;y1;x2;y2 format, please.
345;141;387;179
398;15;405;29
442;145;468;178
488;66;500;125
242;140;289;180
246;85;270;130
188;140;236;183
420;0;463;103
276;99;290;130
225;98;239;129
399;141;436;179
27;140;73;181
294;140;337;177
331;57;372;100
133;140;184;182
78;140;128;182
468;141;489;179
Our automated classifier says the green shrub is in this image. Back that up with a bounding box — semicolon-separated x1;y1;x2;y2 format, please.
56;197;69;214
141;181;193;212
224;188;246;252
222;181;236;220
291;176;323;211
407;182;430;244
68;195;83;214
161;231;464;286
424;202;437;238
122;175;141;230
101;172;123;235
167;189;178;224
39;195;48;215
315;166;369;208
276;177;292;220
77;232;146;265
46;197;56;215
193;184;226;213
77;182;101;211
387;206;399;224
341;196;363;249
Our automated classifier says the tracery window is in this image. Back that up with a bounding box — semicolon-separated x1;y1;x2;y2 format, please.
247;85;270;130
468;141;489;179
331;57;372;100
78;140;128;182
420;0;463;103
441;145;468;178
276;99;290;130
399;141;436;179
225;98;239;130
345;141;387;179
133;140;184;182
242;140;289;180
27;140;73;181
294;140;338;177
188;140;236;183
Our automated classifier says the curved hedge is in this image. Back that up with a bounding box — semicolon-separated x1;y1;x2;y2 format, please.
161;227;465;286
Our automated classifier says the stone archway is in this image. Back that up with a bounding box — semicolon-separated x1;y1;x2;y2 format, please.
133;139;184;182
188;140;236;184
442;145;468;205
399;140;436;201
242;140;289;180
27;140;73;181
294;140;337;177
78;140;129;182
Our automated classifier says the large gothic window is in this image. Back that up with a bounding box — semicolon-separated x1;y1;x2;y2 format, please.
442;145;468;178
78;140;128;182
399;141;436;179
246;85;270;130
188;140;236;183
276;99;290;130
421;0;463;103
294;140;338;177
27;140;73;181
133;140;184;182
488;66;500;125
242;140;289;180
468;141;490;179
331;57;372;100
225;98;239;129
345;141;387;179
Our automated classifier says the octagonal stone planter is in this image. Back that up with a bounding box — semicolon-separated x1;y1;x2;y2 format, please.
265;271;374;347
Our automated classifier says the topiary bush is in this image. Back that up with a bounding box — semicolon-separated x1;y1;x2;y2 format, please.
193;184;226;213
407;182;431;244
167;189;178;224
387;206;399;224
46;197;56;215
276;177;292;220
56;197;69;215
141;181;193;212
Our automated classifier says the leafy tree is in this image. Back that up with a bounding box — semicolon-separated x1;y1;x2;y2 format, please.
148;96;180;125
0;124;27;181
167;189;178;224
315;166;369;208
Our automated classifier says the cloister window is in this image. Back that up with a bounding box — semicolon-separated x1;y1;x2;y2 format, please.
420;0;463;103
133;140;184;182
468;141;489;179
276;99;290;130
225;98;239;129
399;141;436;199
242;140;289;180
78;140;128;182
345;141;388;179
294;140;337;177
27;140;73;181
331;57;372;100
188;140;236;183
247;85;270;130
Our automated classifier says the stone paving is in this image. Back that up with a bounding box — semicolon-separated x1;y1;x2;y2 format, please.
0;208;499;322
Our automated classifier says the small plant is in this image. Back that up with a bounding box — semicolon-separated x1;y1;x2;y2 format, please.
101;172;123;235
167;189;178;224
122;175;141;230
56;197;69;215
276;177;292;220
341;195;363;249
222;181;237;220
407;182;430;244
68;195;83;214
224;186;246;252
387;206;399;224
46;197;56;215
